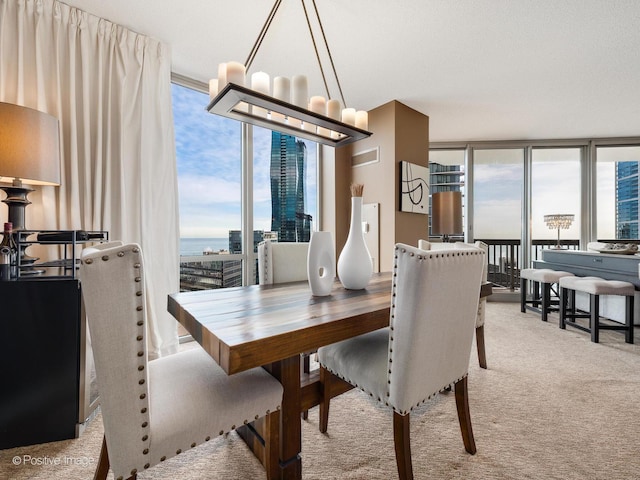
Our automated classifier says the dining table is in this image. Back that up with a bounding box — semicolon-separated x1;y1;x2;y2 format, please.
167;272;492;480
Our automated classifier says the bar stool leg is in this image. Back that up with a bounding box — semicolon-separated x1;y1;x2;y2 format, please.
520;278;527;313
541;283;551;322
559;287;567;329
625;295;634;344
590;294;600;343
533;281;541;307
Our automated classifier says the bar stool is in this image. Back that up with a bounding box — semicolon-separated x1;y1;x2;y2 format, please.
559;276;634;344
520;268;574;322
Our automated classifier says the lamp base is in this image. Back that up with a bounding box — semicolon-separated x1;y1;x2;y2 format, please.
1;182;33;231
1;183;40;270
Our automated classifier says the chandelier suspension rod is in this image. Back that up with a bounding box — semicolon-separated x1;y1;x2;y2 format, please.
300;0;331;102
310;0;347;108
244;0;283;71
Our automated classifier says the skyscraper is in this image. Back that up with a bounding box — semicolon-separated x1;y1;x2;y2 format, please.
615;161;639;239
270;132;312;242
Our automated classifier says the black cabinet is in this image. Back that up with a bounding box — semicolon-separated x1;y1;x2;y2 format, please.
0;278;96;449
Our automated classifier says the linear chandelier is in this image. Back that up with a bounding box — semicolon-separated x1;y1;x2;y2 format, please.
207;0;373;147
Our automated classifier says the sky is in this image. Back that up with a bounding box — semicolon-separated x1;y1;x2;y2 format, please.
172;83;316;238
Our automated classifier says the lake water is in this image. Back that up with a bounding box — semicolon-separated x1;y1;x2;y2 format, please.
180;237;229;256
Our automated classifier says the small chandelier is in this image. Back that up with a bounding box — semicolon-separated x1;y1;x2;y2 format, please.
206;0;373;147
544;214;574;249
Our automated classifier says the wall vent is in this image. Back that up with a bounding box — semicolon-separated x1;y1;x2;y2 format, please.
351;147;379;168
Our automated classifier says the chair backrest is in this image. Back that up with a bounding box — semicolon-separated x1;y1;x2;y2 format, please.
80;243;150;474
258;240;309;284
389;243;485;414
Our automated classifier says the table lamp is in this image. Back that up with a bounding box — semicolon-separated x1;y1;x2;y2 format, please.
431;191;463;242
0;102;61;230
544;214;574;249
0;102;61;265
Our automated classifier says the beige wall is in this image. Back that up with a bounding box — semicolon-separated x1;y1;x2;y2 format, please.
322;100;429;272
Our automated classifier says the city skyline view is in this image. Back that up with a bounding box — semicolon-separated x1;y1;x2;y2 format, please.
174;83;637;250
172;83;317;241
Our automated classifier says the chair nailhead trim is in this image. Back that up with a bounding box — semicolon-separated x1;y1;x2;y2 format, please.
160;456;166;461
130;469;137;475
137;335;143;341
140;393;146;399
117;251;125;257
133;247;140;253
138;379;145;385
85;258;93;264
142;435;148;441
191;442;196;448
138;365;144;371
102;255;109;261
176;449;182;454
143;448;149;454
141;408;147;413
137;351;144;357
135;277;141;282
144;463;150;469
205;436;211;441
142;421;148;428
219;430;224;435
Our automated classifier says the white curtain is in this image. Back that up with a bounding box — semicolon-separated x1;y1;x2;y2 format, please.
0;0;180;358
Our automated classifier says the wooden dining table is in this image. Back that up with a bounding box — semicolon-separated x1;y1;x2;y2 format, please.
168;272;492;480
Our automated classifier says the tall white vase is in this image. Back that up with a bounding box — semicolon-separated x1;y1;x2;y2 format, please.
307;231;335;296
338;196;373;290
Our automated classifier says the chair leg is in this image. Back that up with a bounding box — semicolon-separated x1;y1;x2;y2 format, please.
475;325;487;369
590;294;600;343
559;287;567;329
625;295;634;344
541;283;551;322
520;278;527;313
94;435;110;480
319;365;330;433
454;377;477;455
393;412;413;480
264;409;280;480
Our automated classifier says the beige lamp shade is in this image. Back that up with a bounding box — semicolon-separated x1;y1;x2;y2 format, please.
431;191;463;235
0;102;61;186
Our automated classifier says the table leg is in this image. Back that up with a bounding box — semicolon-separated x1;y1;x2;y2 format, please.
270;355;302;480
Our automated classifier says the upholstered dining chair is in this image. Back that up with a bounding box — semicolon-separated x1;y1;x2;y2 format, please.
80;242;283;480
418;239;489;368
257;239;309;285
318;243;485;480
257;239;314;419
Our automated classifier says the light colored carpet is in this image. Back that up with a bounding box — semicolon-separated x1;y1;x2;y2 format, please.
1;302;639;479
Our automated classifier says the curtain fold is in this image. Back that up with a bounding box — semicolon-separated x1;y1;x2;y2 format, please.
0;0;180;358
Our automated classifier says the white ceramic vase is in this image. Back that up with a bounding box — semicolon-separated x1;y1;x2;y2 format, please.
337;197;373;290
307;231;336;296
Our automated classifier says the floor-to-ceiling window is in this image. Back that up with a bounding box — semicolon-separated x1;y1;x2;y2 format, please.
172;79;318;292
531;147;582;258
596;145;640;240
172;82;243;292
473;148;524;289
429;149;465;238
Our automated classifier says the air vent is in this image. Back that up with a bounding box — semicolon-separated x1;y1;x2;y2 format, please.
351;147;379;168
